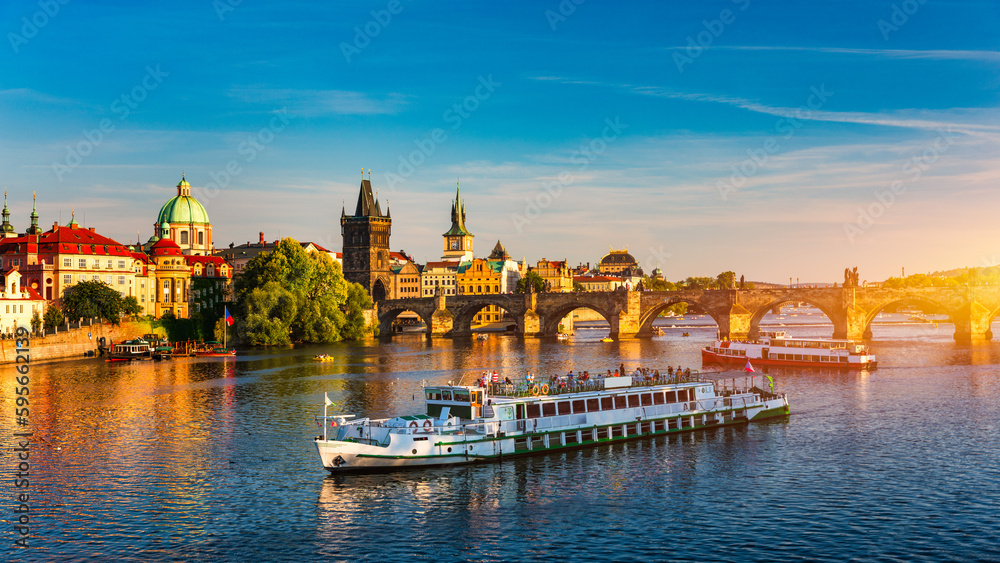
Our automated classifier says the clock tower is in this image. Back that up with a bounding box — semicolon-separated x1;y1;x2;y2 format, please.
442;182;474;262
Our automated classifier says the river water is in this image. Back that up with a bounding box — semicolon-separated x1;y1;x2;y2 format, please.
3;311;1000;561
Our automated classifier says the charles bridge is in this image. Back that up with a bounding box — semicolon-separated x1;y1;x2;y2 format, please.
377;286;1000;342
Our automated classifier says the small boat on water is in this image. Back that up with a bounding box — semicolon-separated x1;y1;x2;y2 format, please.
107;339;153;362
314;354;336;362
556;333;570;341
153;346;173;360
194;342;236;357
600;337;613;342
476;333;489;341
702;330;877;370
314;371;790;473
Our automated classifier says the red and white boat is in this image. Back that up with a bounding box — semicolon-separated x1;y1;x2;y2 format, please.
702;331;877;370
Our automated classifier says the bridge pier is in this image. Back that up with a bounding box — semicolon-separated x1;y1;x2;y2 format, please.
609;291;641;339
833;305;872;340
430;290;454;336
952;301;993;342
718;303;753;341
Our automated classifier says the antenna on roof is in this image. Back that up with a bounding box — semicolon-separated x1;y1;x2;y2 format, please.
368;168;371;181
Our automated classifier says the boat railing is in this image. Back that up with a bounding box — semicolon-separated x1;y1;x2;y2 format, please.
485;371;702;398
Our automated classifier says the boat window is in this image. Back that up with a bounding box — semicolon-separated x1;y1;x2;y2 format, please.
665;391;676;403
640;394;652;406
614;396;627;409
557;401;571;415
676;389;688;402
811;356;820;362
794;354;802;361
601;397;613;411
542;402;556;417
572;399;586;413
453;390;470;403
442;390;453;401
586;398;600;411
627;395;640;408
653;393;665;405
526;403;541;419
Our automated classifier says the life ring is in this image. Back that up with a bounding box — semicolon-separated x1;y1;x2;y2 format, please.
423;419;433;429
409;421;418;429
531;384;540;396
330;420;338;427
541;384;550;395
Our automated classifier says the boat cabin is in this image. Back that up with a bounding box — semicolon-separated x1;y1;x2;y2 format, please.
424;386;485;419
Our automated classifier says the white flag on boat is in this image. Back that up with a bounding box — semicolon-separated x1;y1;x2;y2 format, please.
744;359;754;372
324;392;333;407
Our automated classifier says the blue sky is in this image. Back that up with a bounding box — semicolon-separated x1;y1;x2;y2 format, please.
2;0;998;283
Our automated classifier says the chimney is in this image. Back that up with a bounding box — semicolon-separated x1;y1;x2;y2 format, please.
89;227;96;232
259;232;265;245
53;221;59;230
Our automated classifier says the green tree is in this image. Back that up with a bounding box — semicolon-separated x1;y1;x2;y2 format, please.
234;238;373;345
515;271;546;293
122;296;142;317
61;280;126;324
716;271;736;290
31;310;42;333
573;281;586;292
641;275;676;291
43;306;64;330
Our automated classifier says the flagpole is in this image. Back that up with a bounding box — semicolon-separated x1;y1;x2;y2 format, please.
323;393;329;441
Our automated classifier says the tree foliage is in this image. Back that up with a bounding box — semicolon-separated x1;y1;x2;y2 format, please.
43;306;63;330
515;271;546;293
61;280;128;324
234;238;373;345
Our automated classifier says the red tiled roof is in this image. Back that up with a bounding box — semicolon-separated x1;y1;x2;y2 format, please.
150;238;183;256
424;261;459;269
0;225;131;257
574;276;620;283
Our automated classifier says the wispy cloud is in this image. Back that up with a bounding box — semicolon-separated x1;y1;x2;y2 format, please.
227;88;411;116
663;46;1000;62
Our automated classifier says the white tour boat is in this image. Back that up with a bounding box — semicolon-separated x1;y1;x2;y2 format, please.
702;330;877;370
314;372;790;473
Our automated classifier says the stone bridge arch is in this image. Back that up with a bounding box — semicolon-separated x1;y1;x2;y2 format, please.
636;296;720;338
377;301;436;336
860;295;954;339
537;303;614;337
746;294;841;340
450;296;527;336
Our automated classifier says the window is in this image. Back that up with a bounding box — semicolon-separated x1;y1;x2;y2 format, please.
92;275;99;281
557;402;571;415
614;396;627;409
653;393;665;405
541;402;556;417
586;398;600;412
601;397;614;410
106;260;112;269
627;395;640;408
572;400;586;413
118;276;126;285
63;274;72;284
63;258;72;267
180;231;188;245
19;305;23;313
104;275;112;284
198;232;204;245
79;258;86;268
640;394;652;406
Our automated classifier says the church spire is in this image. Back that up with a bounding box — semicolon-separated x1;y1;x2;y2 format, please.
443;180;473;237
0;189;13;235
25;191;41;235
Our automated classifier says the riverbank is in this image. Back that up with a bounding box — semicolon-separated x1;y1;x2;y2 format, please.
1;319;164;364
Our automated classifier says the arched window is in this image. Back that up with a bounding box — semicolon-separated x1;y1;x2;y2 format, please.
198;231;204;245
180;231;189;245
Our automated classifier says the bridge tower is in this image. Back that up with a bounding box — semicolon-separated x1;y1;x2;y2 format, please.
341;175;392;303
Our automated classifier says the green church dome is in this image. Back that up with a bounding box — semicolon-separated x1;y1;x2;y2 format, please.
157;174;210;225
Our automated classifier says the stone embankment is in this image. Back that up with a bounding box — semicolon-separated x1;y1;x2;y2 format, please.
1;320;162;364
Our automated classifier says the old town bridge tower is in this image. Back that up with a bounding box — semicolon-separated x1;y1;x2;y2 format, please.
341;177;391;302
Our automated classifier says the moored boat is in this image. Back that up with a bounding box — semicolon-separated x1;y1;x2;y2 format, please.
107;339;153;361
314;354;335;362
314;371;790;473
702;330;877;370
153;346;174;360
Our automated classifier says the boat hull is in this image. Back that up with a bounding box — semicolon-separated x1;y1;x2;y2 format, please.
702;349;877;370
316;396;789;474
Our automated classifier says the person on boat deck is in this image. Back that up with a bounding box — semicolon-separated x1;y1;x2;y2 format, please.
654;370;660;379
684;368;691;377
667;366;674;375
619;363;626;375
613;369;619;377
504;376;513;386
525;371;535;385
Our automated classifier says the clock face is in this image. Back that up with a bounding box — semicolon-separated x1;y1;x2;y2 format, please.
450;239;459;250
